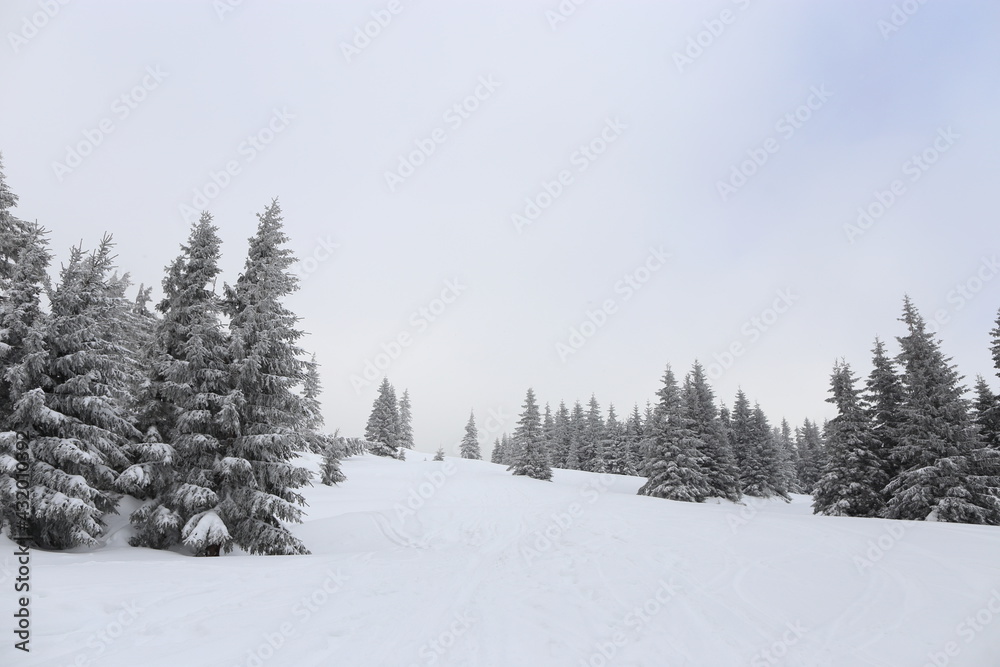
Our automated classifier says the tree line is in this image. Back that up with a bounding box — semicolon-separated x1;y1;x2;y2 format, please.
459;299;999;526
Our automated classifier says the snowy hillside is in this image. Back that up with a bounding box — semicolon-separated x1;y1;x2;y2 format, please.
11;452;1000;667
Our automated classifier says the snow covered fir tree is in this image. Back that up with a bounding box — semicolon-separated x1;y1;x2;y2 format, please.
460;410;481;459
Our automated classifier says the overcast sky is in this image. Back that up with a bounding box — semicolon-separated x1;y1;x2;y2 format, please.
2;0;999;454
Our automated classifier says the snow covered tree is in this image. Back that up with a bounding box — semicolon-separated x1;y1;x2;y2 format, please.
682;362;741;501
320;435;346;486
565;400;585;471
625;404;644;474
433;446;445;462
731;390;785;499
776;419;801;494
541;403;554;462
0;222;50;538
4;238;140;549
365;377;400;458
973;376;1000;449
214;200;312;555
398;389;414;450
460;410;481;459
795;419;824;490
549;401;571;469
638;366;710;502
299;354;327;454
602;403;635;475
865;337;906;488
576;395;607;473
813;361;886;517
509;388;552;480
883;298;1000;524
126;214;233;552
490;437;504;464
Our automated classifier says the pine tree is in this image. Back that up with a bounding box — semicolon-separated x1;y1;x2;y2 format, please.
216;200;312;555
0;222;50;538
813;361;886;517
549;401;571;469
795;419;824;491
865;337;906;488
731;391;785;499
625;404;644;473
4;238;139;549
126;214;234;552
602;403;635;475
490;437;504;464
299;354;327;454
883;298;1000;524
683;362;741;501
398;389;414;450
776;418;802;493
317;445;344;485
365;377;400;458
499;433;514;465
973;376;1000;449
638;366;710;502
750;404;788;499
566;400;585;470
577;395;607;472
509;388;552;480
299;360;344;486
433;446;445;462
460;410;481;459
541;403;554;463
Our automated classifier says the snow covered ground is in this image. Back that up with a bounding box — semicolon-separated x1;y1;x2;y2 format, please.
8;452;1000;667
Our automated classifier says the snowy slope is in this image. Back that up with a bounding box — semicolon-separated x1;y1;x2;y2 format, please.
7;452;1000;667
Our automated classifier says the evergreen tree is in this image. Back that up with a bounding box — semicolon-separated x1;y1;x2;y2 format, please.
683;362;741;501
638;365;710;502
320;440;347;485
0;222;50;538
972;376;1000;449
577;394;607;472
624;404;644;474
776;418;801;493
300;354;327;453
4;239;139;548
731;391;785;499
433;446;445;461
602;403;635;475
549;401;571;469
565;400;585;471
499;433;513;465
490;437;504;464
884;298;1000;524
460;410;481;459
509;388;552;480
865;337;906;488
127;214;234;552
541;403;554;463
365;377;400;458
750;404;788;499
216;200;312;555
795;419;824;491
813;361;886;517
398;389;414;450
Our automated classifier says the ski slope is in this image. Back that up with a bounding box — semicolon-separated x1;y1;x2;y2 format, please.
7;452;1000;667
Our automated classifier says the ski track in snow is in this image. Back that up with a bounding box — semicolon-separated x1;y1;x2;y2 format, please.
8;452;1000;667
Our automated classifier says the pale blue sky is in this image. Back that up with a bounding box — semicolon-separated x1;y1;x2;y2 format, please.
2;0;999;452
